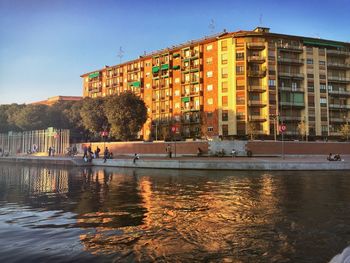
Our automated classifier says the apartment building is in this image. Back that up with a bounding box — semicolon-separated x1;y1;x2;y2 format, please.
81;27;350;140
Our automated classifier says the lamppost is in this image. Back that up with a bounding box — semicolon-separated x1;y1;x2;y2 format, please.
269;113;279;141
100;130;109;149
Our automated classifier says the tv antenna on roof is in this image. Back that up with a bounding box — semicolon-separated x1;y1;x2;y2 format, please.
259;14;263;26
117;46;124;64
209;19;215;34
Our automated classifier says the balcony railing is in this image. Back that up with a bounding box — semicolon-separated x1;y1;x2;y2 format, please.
328;90;350;96
278;72;304;78
327;62;350;69
327;49;350;56
281;116;302;121
247;56;266;63
328;76;350;82
329;117;346;122
329;104;350;109
277;43;303;52
279;86;304;92
249;86;267;92
280;101;305;107
278;57;304;64
248;69;266;77
249;116;267;122
248;100;266;107
247;42;265;49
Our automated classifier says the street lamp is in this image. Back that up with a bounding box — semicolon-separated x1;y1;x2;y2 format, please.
269;113;279;141
100;130;109;149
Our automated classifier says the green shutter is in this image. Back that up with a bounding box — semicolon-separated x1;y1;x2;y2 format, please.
152;66;159;73
293;93;304;104
133;81;141;87
88;72;100;79
182;97;190;102
173;53;180;58
173;65;180;70
161;64;169;70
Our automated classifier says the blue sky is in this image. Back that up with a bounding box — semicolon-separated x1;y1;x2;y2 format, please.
0;0;349;104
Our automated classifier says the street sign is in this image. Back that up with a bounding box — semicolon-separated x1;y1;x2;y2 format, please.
171;126;176;133
280;124;286;133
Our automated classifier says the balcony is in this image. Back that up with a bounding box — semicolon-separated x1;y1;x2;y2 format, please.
248;100;266;107
278;72;304;79
327;49;350;56
279;86;304;92
329;117;346;123
328;90;350;96
329;104;350;110
249;115;267;122
278;57;304;65
248;69;266;77
277;43;303;52
328;76;350;83
327;62;350;69
247;56;266;63
247;42;265;50
281;116;302;121
249;86;267;92
280;101;305;107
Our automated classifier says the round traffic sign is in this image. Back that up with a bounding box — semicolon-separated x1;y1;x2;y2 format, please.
280;124;286;132
171;126;176;132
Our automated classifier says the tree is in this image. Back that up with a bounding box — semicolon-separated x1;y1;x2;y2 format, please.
5;104;25;131
80;97;108;135
340;123;350;141
0;105;10;133
104;92;147;141
297;121;307;141
13;104;49;131
247;121;257;140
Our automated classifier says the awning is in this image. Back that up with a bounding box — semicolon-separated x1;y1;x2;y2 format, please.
88;72;100;79
161;64;169;70
152;66;159;73
303;39;344;48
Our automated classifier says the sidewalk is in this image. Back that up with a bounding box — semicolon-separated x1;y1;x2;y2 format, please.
2;155;349;171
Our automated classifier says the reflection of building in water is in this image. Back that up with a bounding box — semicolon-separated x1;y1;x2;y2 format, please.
0;165;69;194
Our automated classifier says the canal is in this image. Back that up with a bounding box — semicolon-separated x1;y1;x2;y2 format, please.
0;163;349;262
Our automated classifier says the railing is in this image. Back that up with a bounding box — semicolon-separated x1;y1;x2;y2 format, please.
328;90;350;96
249;86;267;92
280;101;305;107
278;57;304;64
279;86;304;92
328;76;350;82
249;116;267;121
248;100;266;106
247;56;265;62
248;69;266;77
247;42;265;49
281;116;302;121
277;43;303;51
327;62;350;68
329;104;350;109
327;49;350;56
278;72;304;78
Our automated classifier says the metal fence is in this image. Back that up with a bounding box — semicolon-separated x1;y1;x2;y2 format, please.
0;128;70;156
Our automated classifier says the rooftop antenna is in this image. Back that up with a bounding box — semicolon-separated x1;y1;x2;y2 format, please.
209;19;215;34
117;46;124;64
259;14;263;26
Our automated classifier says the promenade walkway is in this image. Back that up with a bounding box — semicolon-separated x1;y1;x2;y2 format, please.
1;154;350;171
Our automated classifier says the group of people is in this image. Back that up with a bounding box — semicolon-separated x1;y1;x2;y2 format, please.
327;153;342;161
83;145;113;163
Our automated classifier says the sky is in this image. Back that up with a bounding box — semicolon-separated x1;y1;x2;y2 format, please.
0;0;349;104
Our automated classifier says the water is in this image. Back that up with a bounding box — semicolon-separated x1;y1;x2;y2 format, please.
0;164;349;263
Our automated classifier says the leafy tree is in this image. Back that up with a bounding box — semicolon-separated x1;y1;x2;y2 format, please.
5;104;25;131
297;121;307;141
0;105;10;133
104;92;147;141
80;97;108;135
13;104;49;130
247;121;257;140
340;123;350;141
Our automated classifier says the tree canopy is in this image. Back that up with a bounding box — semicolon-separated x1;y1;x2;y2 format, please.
104;92;147;141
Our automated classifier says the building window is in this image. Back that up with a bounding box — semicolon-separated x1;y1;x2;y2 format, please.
221;40;227;51
174;90;180;96
320;84;326;90
236;66;244;75
207;127;214;132
307;58;313;64
222;67;228;78
221;54;228;64
206;44;213;51
175;78;180;84
222;110;228;121
222;96;228;107
222;124;228;136
307;74;314;79
222;82;228;93
206;57;213;64
236;52;244;61
207;98;213;105
207;112;213;118
207;71;213;77
268;79;276;87
207;84;213;91
175;103;180;109
319;61;325;66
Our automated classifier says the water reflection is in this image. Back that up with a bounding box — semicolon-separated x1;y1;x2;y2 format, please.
0;164;349;262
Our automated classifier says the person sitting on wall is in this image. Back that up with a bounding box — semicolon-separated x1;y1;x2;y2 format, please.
231;149;237;158
197;147;203;157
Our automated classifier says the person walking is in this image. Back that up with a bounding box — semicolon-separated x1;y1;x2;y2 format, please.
166;144;172;158
96;146;101;158
133;153;140;164
103;147;109;163
83;146;88;160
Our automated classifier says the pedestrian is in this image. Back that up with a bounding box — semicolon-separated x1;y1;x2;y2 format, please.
96;146;101;158
103;147;109;163
52;146;55;157
48;146;52;157
166;144;172;158
0;147;3;157
83;146;88;160
133;153;140;164
197;147;203;157
72;145;77;155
